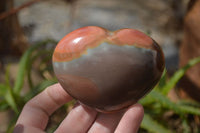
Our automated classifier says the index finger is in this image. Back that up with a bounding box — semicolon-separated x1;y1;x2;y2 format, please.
14;83;72;131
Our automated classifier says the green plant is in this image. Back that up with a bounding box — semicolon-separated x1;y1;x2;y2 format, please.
0;39;58;133
140;57;200;133
0;40;200;132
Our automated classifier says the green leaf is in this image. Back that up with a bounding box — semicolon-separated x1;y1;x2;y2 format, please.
5;88;19;114
13;48;32;95
0;84;8;96
0;66;12;97
178;104;200;116
0;100;9;111
1;66;19;113
150;90;182;114
141;113;171;133
24;79;57;102
27;49;53;89
139;94;155;106
13;39;57;95
162;57;200;95
5;86;19;114
157;68;167;89
150;90;200;115
5;65;12;88
178;100;200;108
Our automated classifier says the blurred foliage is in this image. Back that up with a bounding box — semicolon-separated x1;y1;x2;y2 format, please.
0;40;200;133
0;39;58;133
140;57;200;133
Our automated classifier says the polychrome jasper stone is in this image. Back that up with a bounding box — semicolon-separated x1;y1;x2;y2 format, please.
52;26;165;112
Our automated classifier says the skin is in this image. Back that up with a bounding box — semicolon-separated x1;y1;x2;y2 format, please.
14;83;144;133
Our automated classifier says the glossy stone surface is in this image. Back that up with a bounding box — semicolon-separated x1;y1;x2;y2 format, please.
53;26;165;112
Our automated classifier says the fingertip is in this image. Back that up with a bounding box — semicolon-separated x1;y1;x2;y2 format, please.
114;103;144;133
128;103;144;118
55;104;97;133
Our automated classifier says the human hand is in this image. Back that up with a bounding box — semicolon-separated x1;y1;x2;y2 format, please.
14;83;144;133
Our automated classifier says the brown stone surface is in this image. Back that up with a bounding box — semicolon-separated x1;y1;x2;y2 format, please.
179;0;200;101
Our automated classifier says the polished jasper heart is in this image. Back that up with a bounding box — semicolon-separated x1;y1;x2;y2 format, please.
52;26;165;112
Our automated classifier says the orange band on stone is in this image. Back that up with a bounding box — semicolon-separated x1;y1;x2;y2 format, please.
53;26;155;62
